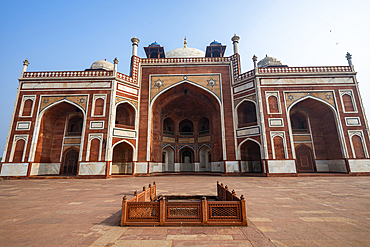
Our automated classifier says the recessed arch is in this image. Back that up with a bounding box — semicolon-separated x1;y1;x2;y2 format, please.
236;100;257;128
115;102;136;128
32;101;86;164
240;139;262;173
112;140;134;175
151;80;222;107
287;95;347;159
237;138;262;160
149;81;225;165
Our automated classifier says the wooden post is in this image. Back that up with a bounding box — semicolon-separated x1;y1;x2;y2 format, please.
159;197;166;226
134;190;138;202
224;185;228;201
202;197;208;225
153;182;156;199
149;183;152;201
240;195;248;226
232;190;236;201
121;196;128;226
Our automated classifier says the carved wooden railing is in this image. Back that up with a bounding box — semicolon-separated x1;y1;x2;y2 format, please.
121;181;247;226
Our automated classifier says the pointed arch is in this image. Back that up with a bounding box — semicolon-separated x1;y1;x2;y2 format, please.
150;80;222;107
30;100;87;163
237;138;262;160
287;95;347;159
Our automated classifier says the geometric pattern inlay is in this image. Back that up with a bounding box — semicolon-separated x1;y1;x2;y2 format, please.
116;96;138;109
285;91;335;109
150;74;221;102
40;95;88;112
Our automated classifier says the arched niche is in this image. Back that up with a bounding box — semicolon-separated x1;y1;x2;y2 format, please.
240;140;262;173
237;101;257;128
34;102;84;164
112;141;133;174
116;102;135;129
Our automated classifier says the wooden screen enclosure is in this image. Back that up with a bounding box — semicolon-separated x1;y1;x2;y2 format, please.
121;181;247;226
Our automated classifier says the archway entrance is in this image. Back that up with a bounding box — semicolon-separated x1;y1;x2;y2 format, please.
162;146;175;172
295;144;315;172
199;146;211;172
240;141;262;173
151;82;222;173
112;142;133;174
34;102;84;176
289;98;345;173
61;148;79;175
180;148;194;172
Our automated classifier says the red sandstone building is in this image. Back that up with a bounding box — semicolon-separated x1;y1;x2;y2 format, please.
1;35;370;178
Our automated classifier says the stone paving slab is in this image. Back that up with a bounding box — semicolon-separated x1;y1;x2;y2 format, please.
0;176;369;246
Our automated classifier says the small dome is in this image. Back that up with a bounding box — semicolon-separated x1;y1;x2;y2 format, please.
90;60;114;70
149;41;160;47
166;47;205;58
210;40;221;46
257;55;283;68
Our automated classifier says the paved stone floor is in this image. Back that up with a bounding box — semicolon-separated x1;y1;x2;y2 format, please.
0;176;369;246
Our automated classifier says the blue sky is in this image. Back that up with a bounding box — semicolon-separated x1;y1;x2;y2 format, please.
1;0;370;156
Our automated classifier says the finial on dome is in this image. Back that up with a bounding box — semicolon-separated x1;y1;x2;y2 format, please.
184;36;187;48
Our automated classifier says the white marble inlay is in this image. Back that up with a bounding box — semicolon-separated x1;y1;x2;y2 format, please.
211;162;224;172
30;163;60;175
135;162;148;174
268;160;296;173
113;128;136;138
0;163;29;176
78;162;106;175
117;84;138;95
16;121;31;131
112;162;133;174
90;121;104;129
225;161;239;173
261;78;352;85
234;82;254;93
269;118;284;127
348;159;370;173
237;126;260;137
345;117;361;126
22;82;110;89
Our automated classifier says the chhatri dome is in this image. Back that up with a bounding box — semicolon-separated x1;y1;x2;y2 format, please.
257;55;283;68
165;37;205;58
89;59;114;70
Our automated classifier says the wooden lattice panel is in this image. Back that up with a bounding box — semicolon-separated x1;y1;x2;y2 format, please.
166;203;202;221
127;203;159;221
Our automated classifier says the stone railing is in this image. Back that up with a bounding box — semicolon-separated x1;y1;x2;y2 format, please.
258;66;352;74
23;70;113;78
235;69;255;82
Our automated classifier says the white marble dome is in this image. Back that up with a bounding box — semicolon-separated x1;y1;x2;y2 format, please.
90;60;114;70
166;47;205;58
257;55;283;68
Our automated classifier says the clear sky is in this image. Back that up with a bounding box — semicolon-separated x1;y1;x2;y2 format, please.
0;0;369;156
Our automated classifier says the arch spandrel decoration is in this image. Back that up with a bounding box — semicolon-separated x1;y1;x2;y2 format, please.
115;96;138;109
234;94;256;107
40;95;88;113
285;91;335;109
150;74;221;102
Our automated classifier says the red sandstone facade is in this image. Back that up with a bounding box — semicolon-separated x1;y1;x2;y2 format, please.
1;36;369;178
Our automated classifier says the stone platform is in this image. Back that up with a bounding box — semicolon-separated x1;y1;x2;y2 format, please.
0;176;369;246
